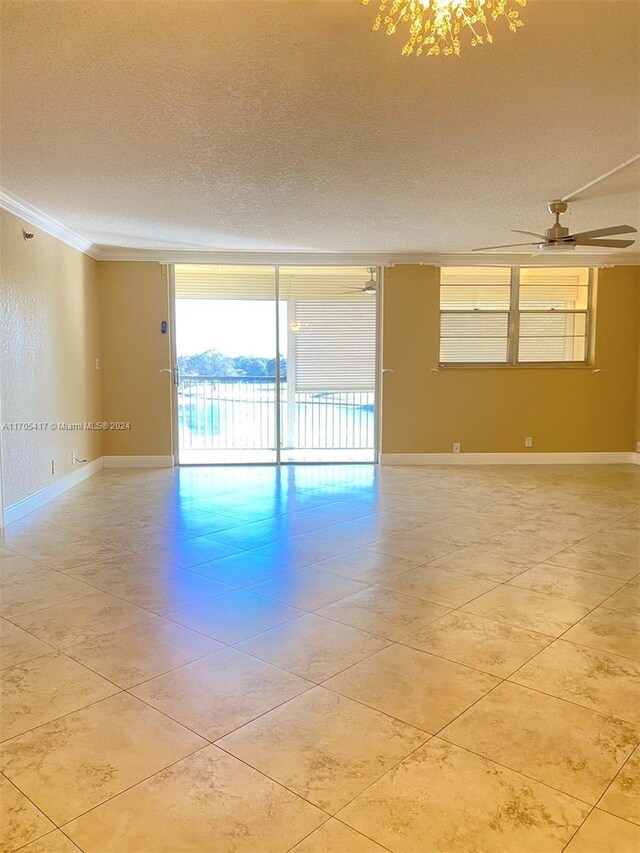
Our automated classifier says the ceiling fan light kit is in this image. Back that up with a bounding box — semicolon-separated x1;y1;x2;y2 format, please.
473;200;637;254
362;0;527;57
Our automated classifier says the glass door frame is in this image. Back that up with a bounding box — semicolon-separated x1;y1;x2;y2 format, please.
169;264;381;466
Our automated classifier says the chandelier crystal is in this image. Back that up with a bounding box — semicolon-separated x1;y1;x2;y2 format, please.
362;0;527;57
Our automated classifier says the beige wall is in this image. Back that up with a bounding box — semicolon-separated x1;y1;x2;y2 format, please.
98;262;173;457
382;265;640;455
0;211;102;506
636;325;640;450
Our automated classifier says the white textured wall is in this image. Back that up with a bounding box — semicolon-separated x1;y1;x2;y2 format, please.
0;211;103;507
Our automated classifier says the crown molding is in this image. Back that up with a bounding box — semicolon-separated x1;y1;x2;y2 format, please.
95;246;640;268
1;186;638;267
0;187;103;259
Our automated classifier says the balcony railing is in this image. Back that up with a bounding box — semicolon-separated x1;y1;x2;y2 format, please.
178;376;374;451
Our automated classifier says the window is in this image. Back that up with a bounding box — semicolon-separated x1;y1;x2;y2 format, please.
439;267;591;365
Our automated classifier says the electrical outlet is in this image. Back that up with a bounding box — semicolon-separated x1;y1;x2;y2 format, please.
525;436;533;448
452;442;461;454
95;358;101;370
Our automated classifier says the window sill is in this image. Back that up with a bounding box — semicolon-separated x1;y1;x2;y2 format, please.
437;363;597;370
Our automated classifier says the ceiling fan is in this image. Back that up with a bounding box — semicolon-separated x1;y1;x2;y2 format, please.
341;267;378;295
473;201;637;254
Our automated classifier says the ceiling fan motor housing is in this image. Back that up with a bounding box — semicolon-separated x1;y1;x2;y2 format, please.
546;200;571;242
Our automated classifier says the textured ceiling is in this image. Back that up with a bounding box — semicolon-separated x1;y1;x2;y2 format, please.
1;0;639;254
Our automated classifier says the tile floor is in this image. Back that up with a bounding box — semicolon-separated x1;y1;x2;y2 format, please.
0;462;638;852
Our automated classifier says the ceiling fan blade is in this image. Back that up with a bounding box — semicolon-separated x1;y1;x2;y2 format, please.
472;242;540;251
512;230;547;239
572;238;636;248
568;225;637;240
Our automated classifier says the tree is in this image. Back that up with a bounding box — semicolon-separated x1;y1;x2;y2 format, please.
178;349;286;378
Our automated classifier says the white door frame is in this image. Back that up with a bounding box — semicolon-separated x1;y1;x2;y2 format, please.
167;264;180;465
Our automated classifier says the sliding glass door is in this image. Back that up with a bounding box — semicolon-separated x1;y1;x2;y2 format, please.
174;265;377;464
278;267;377;462
175;266;279;464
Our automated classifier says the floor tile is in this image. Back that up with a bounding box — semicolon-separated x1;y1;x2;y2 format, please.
441;681;639;803
0;693;206;824
481;531;565;563
14;830;80;852
338;738;590;853
312;548;420;584
599;745;640;827
182;549;292;586
0;571;97;619
0;555;51;586
407;610;553;677
238;612;390;682
564;808;640;852
546;548;639;580
369;530;458;563
508;563;626;606
218;687;427;812
131;647;311;740
130;536;244;570
247;567;368;610
204;520;288;549
0;653;118;742
63;745;325;852
428;544;535;581
318;587;449;643
6;538;131;572
326;643;499;732
9;592;155;649
171;590;302;644
511;640;640;725
0;618;52;670
82;567;233;616
604;579;640;616
462;585;592;636
64;618;223;688
291;819;387;852
250;535;356;571
576;531;639;559
563;607;640;661
0;774;54;853
381;564;497;607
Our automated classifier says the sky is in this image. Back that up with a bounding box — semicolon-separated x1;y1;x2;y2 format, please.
176;300;287;358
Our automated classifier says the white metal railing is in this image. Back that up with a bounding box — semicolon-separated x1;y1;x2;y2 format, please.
177;376;374;451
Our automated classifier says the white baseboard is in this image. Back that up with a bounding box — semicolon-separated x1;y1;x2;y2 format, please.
3;457;104;526
103;455;175;468
380;452;637;466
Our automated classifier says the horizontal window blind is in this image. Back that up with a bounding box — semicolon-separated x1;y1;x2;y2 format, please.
519;267;590;309
175;265;276;299
440;267;512;363
440;267;591;365
440;313;509;363
280;267;374;302
518;267;589;363
293;301;376;392
175;265;373;301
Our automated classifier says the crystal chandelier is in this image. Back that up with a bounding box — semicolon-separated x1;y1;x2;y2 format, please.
362;0;527;57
